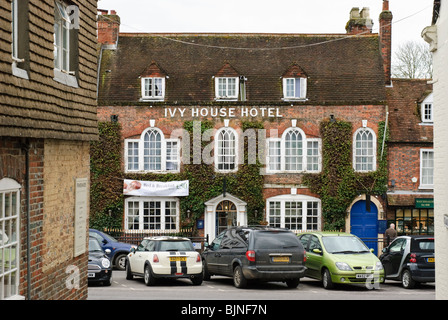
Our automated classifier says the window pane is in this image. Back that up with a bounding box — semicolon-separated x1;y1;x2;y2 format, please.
269;201;281;227
285;130;302;171
217;129;236;170
355;129;374;171
268;140;281;171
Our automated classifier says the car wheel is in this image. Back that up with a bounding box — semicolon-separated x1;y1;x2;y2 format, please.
233;265;247;289
322;269;334;290
114;253;127;271
203;262;211;281
103;276;112;286
125;261;133;280
286;278;300;288
144;265;155;286
401;269;416;289
191;273;203;286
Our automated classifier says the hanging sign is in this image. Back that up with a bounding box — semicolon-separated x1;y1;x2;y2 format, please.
123;179;189;197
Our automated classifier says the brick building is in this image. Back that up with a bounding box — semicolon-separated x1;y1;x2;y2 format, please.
0;0;98;299
385;79;433;238
96;2;393;249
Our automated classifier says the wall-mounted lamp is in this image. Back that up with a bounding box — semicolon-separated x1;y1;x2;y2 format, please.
330;115;335;122
111;115;118;122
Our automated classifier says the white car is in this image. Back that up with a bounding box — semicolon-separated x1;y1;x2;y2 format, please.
125;236;203;286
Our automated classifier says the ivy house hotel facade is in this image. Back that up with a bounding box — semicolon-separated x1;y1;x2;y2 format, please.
95;2;393;249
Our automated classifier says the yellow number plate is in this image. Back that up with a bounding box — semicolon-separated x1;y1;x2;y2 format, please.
272;257;290;263
170;257;187;262
427;258;435;263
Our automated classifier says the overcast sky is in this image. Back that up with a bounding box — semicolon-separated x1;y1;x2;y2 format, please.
97;0;434;55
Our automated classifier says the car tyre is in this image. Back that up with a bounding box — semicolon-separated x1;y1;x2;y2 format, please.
322;268;334;290
125;261;133;280
401;269;416;289
233;265;247;289
191;273;203;286
286;278;300;288
203;262;211;281
114;253;127;271
144;264;156;286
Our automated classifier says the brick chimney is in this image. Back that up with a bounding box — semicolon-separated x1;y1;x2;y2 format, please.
97;9;120;48
379;0;393;85
346;7;373;34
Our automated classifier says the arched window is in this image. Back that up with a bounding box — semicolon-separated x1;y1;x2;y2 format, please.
284;129;303;171
125;127;179;173
354;128;376;172
215;128;237;172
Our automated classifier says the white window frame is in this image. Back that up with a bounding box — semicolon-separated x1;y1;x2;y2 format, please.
215;77;239;100
266;127;321;173
421;93;434;123
124;127;180;173
124;197;179;231
266;194;321;232
11;0;28;79
215;127;238;172
54;1;71;73
0;178;21;300
282;77;307;100
353;127;377;172
141;77;165;101
420;149;434;189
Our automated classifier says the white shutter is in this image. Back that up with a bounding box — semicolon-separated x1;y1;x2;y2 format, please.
300;78;307;99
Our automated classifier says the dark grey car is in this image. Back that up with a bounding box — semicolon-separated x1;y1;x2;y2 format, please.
202;226;307;288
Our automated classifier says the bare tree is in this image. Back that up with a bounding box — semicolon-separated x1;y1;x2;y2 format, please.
392;40;433;79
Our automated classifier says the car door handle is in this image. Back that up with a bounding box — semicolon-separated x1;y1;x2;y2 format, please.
214;253;221;257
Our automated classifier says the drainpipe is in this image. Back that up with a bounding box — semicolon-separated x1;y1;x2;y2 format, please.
381;106;389;159
22;140;31;300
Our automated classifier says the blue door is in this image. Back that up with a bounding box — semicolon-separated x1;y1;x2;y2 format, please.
350;200;378;255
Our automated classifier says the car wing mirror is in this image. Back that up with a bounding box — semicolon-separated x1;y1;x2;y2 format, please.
130;247;136;254
312;248;322;254
105;249;111;254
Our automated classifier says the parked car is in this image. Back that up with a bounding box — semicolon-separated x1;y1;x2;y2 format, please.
298;231;384;289
202;226;307;289
88;237;113;286
125;236;203;286
89;228;135;271
379;235;435;289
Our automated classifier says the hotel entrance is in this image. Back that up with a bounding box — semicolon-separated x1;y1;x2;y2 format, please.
216;200;237;235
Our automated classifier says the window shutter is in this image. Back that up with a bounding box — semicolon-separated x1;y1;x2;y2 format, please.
300;78;307;99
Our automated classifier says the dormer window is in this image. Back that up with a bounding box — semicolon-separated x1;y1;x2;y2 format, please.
282;64;308;101
215;77;239;100
141;77;165;100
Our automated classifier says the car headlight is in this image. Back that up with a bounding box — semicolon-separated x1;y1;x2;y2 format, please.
335;262;353;271
374;261;383;270
101;258;111;269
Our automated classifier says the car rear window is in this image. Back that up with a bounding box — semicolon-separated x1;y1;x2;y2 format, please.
411;238;434;252
253;231;300;249
158;240;194;251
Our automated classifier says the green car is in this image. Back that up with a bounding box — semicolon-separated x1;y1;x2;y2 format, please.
298;232;384;289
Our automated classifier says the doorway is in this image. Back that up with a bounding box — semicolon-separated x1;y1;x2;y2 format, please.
216;200;237;235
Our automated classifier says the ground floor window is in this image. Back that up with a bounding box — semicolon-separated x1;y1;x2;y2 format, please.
266;194;321;231
125;197;179;231
392;208;434;235
0;178;21;300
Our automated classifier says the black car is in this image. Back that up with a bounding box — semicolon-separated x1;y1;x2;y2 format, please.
380;235;435;289
88;237;113;286
202;226;307;288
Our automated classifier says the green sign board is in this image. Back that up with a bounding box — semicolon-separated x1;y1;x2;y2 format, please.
415;198;434;209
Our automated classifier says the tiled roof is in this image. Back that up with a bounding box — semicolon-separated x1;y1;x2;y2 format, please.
386;79;433;143
98;33;386;105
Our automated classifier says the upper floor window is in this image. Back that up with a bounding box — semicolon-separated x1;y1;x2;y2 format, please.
53;1;78;86
141;77;165;100
215;127;238;172
353;127;376;172
125;127;179;173
215;77;239;100
420;149;434;189
421;93;433;123
283;78;307;100
267;127;321;173
11;0;29;79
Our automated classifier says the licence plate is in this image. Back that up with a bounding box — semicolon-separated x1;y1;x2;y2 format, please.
272;257;290;263
170;257;187;262
88;273;95;278
355;274;371;279
427;258;435;263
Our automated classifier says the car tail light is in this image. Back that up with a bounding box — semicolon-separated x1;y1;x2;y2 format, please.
410;253;417;263
196;253;201;263
153;254;159;263
303;250;307;262
246;250;256;262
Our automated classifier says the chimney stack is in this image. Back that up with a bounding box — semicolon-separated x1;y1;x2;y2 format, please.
97;9;120;49
379;0;393;85
346;7;373;34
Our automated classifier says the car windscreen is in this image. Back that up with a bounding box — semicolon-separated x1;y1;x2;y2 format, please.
253;231;300;249
158;240;194;251
322;236;370;254
411;238;434;252
89;238;103;252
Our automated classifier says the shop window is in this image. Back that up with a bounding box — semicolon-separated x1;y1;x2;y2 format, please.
393;208;434;235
